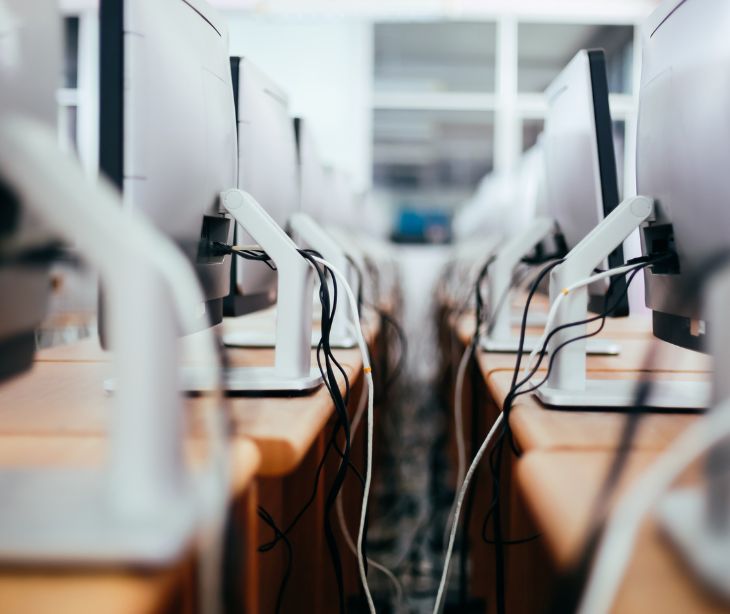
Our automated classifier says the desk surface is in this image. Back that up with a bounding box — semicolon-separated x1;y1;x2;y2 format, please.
0;434;259;614
451;309;711;454
517;451;729;614
0;565;186;614
449;301;724;613
28;309;375;477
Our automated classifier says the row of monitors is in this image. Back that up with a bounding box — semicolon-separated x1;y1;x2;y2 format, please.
540;0;726;354
98;0;355;324
1;0;727;381
462;0;720;356
0;0;355;381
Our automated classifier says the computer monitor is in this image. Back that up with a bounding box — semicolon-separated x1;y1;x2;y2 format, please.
637;0;729;354
0;0;58;381
327;169;357;230
99;0;237;329
224;57;299;317
543;49;629;316
295;117;329;222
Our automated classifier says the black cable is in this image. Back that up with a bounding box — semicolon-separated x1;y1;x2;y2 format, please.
451;257;494;608
225;243;356;613
547;250;730;613
257;506;293;614
485;258;660;614
486;258;562;614
298;250;353;614
366;305;408;394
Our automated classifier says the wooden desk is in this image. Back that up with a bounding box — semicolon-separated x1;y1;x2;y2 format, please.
444;307;722;614
0;566;189;614
0;434;260;614
0;303;381;614
33;318;375;477
517;451;730;614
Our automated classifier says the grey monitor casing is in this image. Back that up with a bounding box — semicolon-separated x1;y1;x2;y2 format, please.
295;116;329;222
100;0;237;327
0;0;57;381
543;49;628;316
225;57;299;317
327;169;357;230
637;0;730;352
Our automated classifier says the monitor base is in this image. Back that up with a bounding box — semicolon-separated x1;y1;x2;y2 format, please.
658;488;730;601
224;330;358;350
480;335;620;356
534;378;710;410
187;366;322;393
511;310;548;327
106;366;323;394
0;469;196;565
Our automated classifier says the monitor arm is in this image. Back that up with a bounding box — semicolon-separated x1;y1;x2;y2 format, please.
221;189;316;381
542;196;654;393
289;212;357;347
0;115;224;562
322;225;370;304
486;217;555;342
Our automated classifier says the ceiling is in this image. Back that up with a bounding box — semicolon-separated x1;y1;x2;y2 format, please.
60;0;660;22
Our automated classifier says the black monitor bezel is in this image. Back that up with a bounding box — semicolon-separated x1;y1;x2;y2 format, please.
587;49;629;317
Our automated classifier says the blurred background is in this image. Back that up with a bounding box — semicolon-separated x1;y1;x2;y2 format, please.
37;2;663;609
48;0;657;370
57;0;651;244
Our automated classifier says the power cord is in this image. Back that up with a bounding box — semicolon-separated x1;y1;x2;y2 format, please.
435;256;663;614
485;256;666;614
222;243;354;614
224;242;385;613
257;506;293;614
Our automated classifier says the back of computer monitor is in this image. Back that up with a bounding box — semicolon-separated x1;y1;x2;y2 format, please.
638;0;730;352
543;49;628;316
0;0;58;381
99;0;237;329
328;170;357;230
225;57;299;317
295;117;329;221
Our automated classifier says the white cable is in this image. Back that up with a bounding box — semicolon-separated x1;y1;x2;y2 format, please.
443;342;473;550
433;413;504;614
312;255;377;614
336;383;405;608
578;401;730;614
521;263;640;381
453;343;472;489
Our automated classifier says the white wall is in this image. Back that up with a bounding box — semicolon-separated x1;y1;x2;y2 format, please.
225;15;374;192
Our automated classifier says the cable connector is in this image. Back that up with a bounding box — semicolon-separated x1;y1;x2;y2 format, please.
209;241;233;257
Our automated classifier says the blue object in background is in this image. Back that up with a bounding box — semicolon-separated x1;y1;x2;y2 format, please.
392;206;451;244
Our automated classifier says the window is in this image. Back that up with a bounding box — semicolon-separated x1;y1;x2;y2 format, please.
58;16;81;155
518;23;634;94
522;118;544;152
374;22;497;94
373;109;495;208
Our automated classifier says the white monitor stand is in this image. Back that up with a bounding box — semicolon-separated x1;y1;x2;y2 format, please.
197;190;322;393
223;212;359;350
481;216;620;355
0;116;219;564
534;196;710;409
